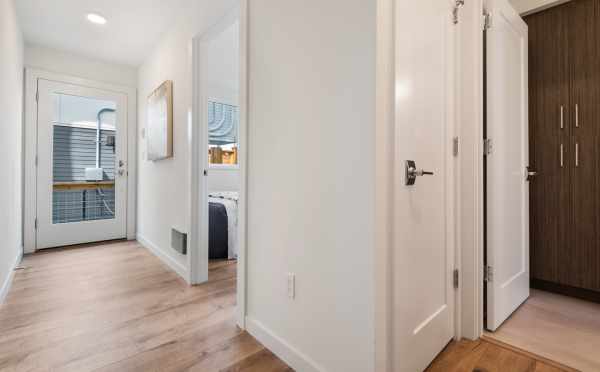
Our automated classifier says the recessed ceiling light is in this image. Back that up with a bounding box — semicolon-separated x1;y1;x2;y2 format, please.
87;13;107;25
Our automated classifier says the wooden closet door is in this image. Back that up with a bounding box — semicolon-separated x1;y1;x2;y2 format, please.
568;0;600;292
525;5;571;286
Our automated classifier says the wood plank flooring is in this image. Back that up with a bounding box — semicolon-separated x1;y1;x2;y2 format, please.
485;289;600;372
1;241;590;372
427;339;575;372
0;240;291;372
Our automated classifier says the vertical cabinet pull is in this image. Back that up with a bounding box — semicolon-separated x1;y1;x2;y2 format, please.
560;105;564;129
560;144;564;168
575;104;579;128
575;143;579;167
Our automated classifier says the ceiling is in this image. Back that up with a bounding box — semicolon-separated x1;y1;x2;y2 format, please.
16;0;192;66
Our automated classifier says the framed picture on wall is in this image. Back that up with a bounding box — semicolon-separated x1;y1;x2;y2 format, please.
147;80;173;161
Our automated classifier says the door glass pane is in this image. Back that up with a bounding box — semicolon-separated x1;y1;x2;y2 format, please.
52;93;117;224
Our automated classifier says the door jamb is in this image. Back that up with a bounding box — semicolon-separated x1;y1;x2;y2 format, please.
189;1;247;329
23;68;138;254
457;0;486;341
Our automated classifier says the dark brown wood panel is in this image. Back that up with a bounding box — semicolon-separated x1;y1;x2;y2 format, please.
527;0;600;295
568;0;600;291
525;4;571;286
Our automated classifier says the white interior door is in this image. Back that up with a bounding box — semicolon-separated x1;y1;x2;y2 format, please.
485;0;529;331
36;79;128;249
392;0;456;370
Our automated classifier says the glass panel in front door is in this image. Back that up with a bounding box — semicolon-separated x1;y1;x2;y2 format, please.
51;93;117;224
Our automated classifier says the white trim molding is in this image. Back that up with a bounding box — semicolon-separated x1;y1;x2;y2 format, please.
23;68;137;254
458;0;485;340
246;317;326;372
189;1;248;330
0;249;23;306
137;235;189;280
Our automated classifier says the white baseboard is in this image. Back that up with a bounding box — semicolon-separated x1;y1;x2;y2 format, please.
0;249;23;306
136;235;189;282
246;317;326;372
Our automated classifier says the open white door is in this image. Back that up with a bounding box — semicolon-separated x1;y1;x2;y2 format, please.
391;0;456;370
485;0;529;331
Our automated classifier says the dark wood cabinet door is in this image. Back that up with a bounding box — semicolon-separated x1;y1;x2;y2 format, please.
567;0;600;291
525;5;572;286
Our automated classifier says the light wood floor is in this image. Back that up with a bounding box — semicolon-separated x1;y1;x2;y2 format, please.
485;289;600;372
0;240;291;372
427;338;575;372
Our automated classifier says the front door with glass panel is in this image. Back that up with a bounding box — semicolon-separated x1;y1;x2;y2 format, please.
36;79;128;249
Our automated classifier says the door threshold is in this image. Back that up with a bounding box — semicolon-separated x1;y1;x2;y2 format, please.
481;335;577;372
34;238;129;254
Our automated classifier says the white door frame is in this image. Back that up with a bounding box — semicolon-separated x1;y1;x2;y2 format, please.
23;68;137;254
189;0;247;329
374;0;461;369
457;0;509;340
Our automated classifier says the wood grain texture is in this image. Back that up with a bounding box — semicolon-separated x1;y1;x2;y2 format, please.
526;0;600;294
568;0;600;292
486;289;600;372
525;2;571;289
426;338;573;372
0;241;290;372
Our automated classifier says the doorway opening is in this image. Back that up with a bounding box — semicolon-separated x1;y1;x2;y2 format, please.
24;70;137;253
190;2;246;328
482;0;600;370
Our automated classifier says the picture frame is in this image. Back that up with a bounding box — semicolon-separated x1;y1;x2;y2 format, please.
147;80;173;161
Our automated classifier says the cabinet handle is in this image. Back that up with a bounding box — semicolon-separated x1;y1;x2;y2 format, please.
560;105;564;129
575;143;579;167
575;104;579;128
560;144;564;168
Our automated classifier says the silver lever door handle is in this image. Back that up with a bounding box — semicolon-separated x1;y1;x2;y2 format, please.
527;166;538;181
405;160;434;186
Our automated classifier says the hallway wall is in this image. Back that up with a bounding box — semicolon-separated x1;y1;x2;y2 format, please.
136;0;238;279
246;1;376;371
0;0;24;301
25;45;137;88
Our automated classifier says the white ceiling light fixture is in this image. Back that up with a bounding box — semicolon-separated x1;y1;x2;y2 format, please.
86;13;107;25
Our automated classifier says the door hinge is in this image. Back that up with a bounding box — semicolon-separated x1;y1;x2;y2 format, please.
483;138;493;156
453;269;459;289
35;155;38;167
453;137;459;157
453;0;465;25
34;218;38;230
483;13;492;30
484;265;494;282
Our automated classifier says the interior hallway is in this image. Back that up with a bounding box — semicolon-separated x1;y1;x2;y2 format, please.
0;241;290;372
485;289;600;372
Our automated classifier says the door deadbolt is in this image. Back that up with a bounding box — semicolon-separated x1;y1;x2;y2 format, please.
405;160;434;186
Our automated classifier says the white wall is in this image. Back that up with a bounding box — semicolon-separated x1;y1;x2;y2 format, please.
245;1;376;371
137;0;238;279
207;168;239;193
206;19;239;105
206;18;240;193
0;0;24;302
25;44;137;87
510;0;568;14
